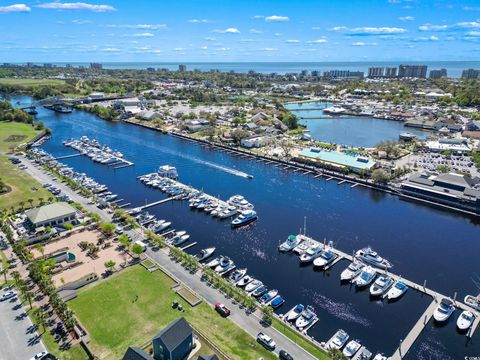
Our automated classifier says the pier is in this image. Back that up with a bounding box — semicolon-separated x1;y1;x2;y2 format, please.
294;234;480;358
47;153;82;161
137;195;180;211
180;242;197;251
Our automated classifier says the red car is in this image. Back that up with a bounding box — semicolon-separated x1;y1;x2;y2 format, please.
215;302;231;317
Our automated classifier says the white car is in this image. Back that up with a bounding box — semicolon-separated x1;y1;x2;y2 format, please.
0;290;17;301
256;332;276;350
30;351;48;360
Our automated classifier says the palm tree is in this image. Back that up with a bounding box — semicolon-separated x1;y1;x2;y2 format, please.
35;244;45;258
19;201;25;210
48;196;54;203
28;198;34;208
38;197;44;206
32;307;48;334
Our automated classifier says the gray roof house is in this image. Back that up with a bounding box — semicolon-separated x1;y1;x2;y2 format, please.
122;347;154;360
25;202;77;228
152;318;193;360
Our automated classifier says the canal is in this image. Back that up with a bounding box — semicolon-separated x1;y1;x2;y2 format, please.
10;96;480;359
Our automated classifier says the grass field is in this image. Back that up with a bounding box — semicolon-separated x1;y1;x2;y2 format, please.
69;266;276;360
0;78;66;86
0;155;52;212
0;122;41;152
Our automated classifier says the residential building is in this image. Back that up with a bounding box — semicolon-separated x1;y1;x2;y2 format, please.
368;67;384;78
429;69;447;79
240;135;273;148
425;138;471;153
178;64;187;72
323;70;364;79
185;119;209;132
398;64;427;78
25;202;77;229
90;62;103;70
461;69;480;79
385;67;397;77
298;148;377;173
401;173;480;214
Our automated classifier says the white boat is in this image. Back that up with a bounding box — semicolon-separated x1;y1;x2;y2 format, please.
353;266;377;287
205;256;221;268
299;245;323;263
245;279;263;292
295;305;316;330
355;347;372;360
215;256;234;273
313;249;337;268
341;262;364;281
286;304;304;322
172;234;190;247
464;295;480;311
433;298;455;322
236;275;253;287
229;268;247;283
386;280;408;300
327;329;349;350
342;340;361;357
279;235;301;252
372;354;388;360
355;247;392;269
154;221;171;232
195;247;215;261
259;289;278;305
175;230;187;237
369;275;394;297
323;105;347;115
457;310;475;331
231;210;257;228
218;207;238;219
293;241;310;255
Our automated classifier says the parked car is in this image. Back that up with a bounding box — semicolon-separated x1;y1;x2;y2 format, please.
257;332;276;350
215;302;231;317
30;351;49;360
279;350;294;360
0;290;17;301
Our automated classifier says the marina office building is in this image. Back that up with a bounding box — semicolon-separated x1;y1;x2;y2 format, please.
401;173;480;214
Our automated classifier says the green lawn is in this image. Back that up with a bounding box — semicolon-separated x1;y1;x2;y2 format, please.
69;265;276;360
0;78;66;86
0;122;41;152
0;155;52;212
272;318;330;360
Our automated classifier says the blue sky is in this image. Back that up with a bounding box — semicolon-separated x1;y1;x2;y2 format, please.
0;0;479;62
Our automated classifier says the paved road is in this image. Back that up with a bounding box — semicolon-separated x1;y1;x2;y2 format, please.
19;156;317;360
146;247;317;360
0;291;46;360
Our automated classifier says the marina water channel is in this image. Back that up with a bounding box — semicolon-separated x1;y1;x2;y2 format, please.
10;95;480;359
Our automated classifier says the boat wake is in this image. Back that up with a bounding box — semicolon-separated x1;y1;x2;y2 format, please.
302;289;371;327
414;336;454;360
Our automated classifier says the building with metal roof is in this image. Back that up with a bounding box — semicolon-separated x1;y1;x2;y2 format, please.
25;202;77;228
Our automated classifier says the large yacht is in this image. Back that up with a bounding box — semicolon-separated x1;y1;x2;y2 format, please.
278;235;301;252
355;247;392;269
231;210;257;228
299;245;323;263
295;305;316;330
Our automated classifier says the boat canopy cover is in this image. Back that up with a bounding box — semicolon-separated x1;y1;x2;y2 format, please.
288;235;296;239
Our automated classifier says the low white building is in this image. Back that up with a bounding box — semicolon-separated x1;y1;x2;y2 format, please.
241;135;273;148
425;138;472;153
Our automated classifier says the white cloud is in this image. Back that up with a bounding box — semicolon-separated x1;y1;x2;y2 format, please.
399;16;415;21
174;47;186;51
213;27;240;34
352;42;377;46
456;21;480;29
72;19;91;24
0;4;31;13
413;35;439;41
466;31;480;36
307;38;328;43
37;2;116;12
418;24;449;31
274;32;282;36
204;37;216;41
265;15;289;22
240;38;257;43
100;47;120;52
188;19;208;23
249;28;263;34
329;26;407;35
106;24;166;30
286;39;300;43
260;47;277;51
130;32;154;37
253;15;264;19
311;26;321;30
463;6;480;11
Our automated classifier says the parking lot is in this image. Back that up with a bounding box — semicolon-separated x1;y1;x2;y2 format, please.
0;288;46;360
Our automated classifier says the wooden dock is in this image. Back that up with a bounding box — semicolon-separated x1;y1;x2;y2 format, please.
118;202;130;208
50;153;82;161
138;195;180;210
180;242;197;251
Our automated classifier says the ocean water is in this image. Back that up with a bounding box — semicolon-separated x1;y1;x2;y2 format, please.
8;95;480;359
20;61;480;78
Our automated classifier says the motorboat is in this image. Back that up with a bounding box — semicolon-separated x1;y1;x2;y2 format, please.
195;247;215;261
228;268;247;283
245;279;263;293
286;304;304;322
372;354;388;360
278;235;301;252
353;266;377;288
327;329;349;350
464;295;480;311
259;289;278;305
386;280;408;300
355;347;372;360
295;305;316;330
172;234;190;247
231;210;257;228
154;221;171;233
270;296;285;309
215;256;234;273
236;275;253;287
205;256;221;268
433;298;455;322
175;230;187;237
342;340;361;357
369;275;394;297
251;286;267;298
323;105;347;115
355;247;392;269
313;249;337;268
218;207;238;219
293;241;310;255
299;245;323;263
341;262;364;281
457;310;475;331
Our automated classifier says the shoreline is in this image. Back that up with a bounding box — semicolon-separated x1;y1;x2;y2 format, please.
124;118;479;218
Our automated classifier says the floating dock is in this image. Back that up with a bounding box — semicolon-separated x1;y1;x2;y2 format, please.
137;195;180;211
